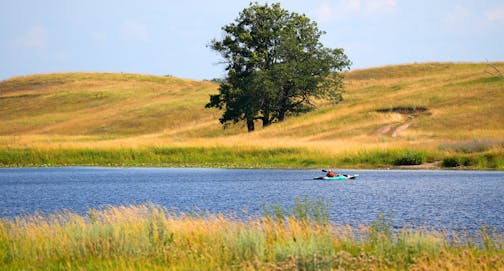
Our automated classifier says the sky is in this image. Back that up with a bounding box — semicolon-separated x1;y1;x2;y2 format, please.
1;0;503;81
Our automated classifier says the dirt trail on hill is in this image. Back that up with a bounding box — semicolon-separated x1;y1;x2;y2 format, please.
374;122;410;137
373;106;431;138
392;123;410;137
373;124;394;137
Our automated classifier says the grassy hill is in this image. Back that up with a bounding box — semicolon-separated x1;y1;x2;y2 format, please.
1;63;503;168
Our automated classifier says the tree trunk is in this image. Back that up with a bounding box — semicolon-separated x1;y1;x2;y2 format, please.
278;109;286;122
247;119;255;132
278;88;289;122
262;117;271;128
262;108;271;128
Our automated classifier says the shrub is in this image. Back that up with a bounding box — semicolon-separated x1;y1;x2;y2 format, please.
442;157;460;167
442;156;477;168
393;151;425;165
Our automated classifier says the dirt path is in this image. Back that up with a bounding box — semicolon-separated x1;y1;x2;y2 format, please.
391;123;410;137
373;124;394;136
373;122;410;137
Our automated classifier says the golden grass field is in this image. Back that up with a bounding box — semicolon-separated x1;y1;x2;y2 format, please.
0;62;503;168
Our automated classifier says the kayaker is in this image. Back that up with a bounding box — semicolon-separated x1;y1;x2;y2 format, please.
326;170;338;177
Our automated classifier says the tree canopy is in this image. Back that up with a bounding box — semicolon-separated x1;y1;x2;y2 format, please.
206;2;351;132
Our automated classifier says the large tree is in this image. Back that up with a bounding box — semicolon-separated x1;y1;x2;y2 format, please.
206;2;351;132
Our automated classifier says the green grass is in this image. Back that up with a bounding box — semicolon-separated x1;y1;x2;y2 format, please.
1;201;503;270
441;152;504;169
0;147;328;168
0;146;502;169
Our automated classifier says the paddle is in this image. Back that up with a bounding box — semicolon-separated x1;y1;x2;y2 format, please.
315;169;328;180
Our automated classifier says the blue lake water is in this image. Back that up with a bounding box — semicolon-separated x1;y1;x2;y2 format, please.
0;167;503;231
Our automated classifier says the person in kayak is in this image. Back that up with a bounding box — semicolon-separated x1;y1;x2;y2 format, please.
326;170;339;177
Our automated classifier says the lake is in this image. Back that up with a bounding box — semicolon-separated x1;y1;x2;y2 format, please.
0;167;503;231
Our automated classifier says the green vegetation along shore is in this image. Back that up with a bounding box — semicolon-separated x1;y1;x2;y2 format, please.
1;63;503;169
1;202;503;270
0;146;502;169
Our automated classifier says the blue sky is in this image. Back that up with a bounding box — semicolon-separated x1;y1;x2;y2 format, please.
1;0;503;81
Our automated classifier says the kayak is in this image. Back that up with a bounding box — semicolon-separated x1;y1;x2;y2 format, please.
313;174;359;180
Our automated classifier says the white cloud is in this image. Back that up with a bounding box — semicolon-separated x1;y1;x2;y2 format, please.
19;26;48;48
315;0;397;22
316;2;336;22
120;20;150;42
367;0;397;13
486;6;504;24
445;4;497;33
338;0;361;13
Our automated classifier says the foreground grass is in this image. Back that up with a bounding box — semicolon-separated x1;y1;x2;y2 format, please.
0;146;503;169
1;202;503;270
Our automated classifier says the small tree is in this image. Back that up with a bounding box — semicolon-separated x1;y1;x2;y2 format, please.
206;2;351;132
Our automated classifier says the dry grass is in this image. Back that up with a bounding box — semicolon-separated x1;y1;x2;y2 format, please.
0;72;221;136
1;203;502;270
1;63;503;168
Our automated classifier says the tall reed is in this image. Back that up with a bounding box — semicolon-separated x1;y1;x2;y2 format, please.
1;200;503;270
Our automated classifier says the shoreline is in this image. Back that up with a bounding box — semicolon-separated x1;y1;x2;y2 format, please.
1;163;501;171
0;146;502;170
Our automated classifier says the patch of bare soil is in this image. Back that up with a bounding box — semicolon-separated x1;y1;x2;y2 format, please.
373;124;394;136
391;123;410;137
373;106;430;138
394;161;441;169
373;122;410;137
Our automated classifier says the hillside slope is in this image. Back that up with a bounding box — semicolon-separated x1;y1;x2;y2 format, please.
1;63;503;158
0;73;219;137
